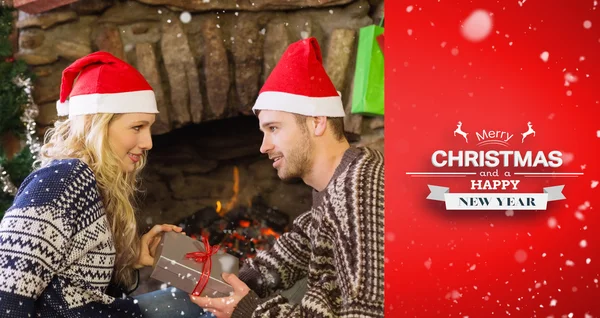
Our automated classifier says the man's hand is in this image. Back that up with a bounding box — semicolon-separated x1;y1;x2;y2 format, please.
190;273;250;318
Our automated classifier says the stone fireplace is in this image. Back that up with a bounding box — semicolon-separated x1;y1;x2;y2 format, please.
12;0;384;294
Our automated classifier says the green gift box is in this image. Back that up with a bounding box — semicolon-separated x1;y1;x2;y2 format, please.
351;18;384;116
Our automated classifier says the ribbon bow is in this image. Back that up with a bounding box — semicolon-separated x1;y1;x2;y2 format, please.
185;236;221;296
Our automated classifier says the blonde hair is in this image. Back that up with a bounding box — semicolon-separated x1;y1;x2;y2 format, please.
38;114;144;288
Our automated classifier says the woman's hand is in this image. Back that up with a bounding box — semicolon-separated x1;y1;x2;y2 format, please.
134;224;184;269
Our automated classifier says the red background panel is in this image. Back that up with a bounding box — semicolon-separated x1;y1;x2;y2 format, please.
385;0;600;316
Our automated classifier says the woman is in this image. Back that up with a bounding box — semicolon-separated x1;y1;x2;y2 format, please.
0;52;209;317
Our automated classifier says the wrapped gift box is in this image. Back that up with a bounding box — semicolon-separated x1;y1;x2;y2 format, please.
151;232;239;298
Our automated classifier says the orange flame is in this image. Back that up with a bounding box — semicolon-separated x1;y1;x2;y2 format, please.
261;227;280;238
232;232;246;240
239;220;251;228
217;166;240;216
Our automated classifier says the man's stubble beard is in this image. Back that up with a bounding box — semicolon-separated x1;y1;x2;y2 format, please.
278;134;314;182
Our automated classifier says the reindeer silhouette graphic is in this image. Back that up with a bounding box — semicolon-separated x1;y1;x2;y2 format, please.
454;121;468;143
521;121;536;143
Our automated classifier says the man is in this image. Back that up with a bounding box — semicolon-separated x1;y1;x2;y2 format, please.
191;37;384;317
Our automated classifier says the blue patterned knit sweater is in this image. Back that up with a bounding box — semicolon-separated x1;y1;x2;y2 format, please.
0;159;142;317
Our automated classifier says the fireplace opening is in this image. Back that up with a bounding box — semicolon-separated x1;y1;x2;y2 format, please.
138;115;312;253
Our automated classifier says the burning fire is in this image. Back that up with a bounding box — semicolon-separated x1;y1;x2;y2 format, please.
260;227;280;239
216;166;239;216
218;220;283;259
205;166;285;260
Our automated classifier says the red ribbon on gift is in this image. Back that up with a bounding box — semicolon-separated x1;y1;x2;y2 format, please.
185;236;221;296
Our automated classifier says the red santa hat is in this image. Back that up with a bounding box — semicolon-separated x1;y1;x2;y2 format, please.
56;51;158;117
252;37;345;117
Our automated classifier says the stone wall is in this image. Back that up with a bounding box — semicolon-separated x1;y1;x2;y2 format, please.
15;0;383;134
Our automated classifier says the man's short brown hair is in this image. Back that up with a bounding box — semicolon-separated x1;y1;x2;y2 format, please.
293;114;345;141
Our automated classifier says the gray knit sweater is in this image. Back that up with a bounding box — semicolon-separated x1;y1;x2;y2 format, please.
234;147;385;317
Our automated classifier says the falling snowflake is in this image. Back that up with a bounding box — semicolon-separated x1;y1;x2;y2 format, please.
515;249;528;263
505;210;514;217
445;290;462;300
461;9;493;42
580;240;588;248
591;181;599;188
540;51;550;62
424;258;432;269
564;72;578;86
451;48;460;56
407;5;414;12
408;29;413;36
583;20;592;29
579;201;591;210
565;260;575;266
179;12;192;24
386;232;395;242
547;217;558;229
586;258;591;264
575;211;585;221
